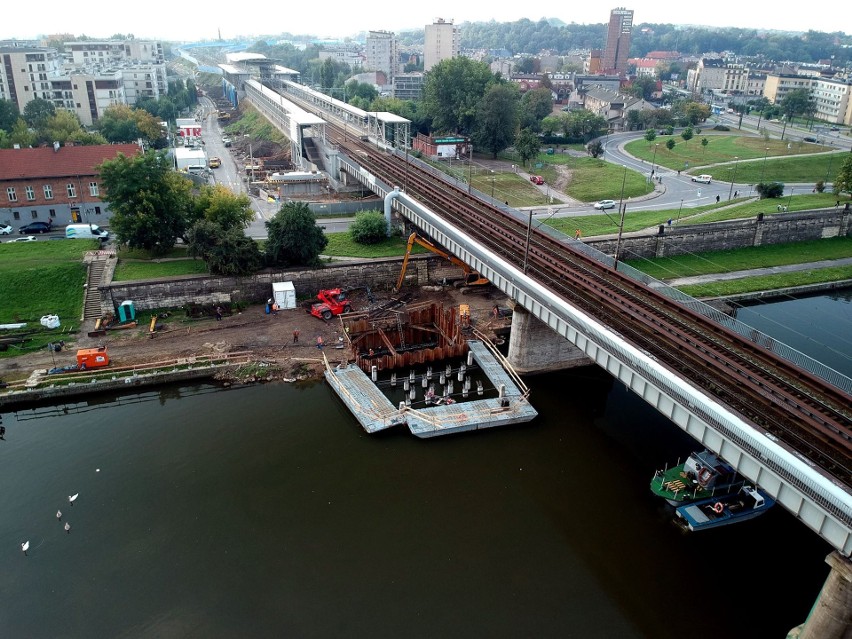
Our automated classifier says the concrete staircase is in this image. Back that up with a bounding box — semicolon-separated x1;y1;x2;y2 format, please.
82;251;115;320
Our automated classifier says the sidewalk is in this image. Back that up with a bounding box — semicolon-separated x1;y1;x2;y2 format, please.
663;257;852;287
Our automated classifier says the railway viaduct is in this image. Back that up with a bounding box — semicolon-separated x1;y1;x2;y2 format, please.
229;76;852;636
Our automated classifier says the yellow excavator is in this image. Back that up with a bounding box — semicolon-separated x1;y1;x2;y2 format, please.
394;232;490;292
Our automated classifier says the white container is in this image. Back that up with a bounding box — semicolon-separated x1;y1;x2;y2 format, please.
272;281;296;310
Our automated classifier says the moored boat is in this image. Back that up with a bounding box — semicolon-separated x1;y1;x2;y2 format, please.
675;485;774;531
650;450;743;506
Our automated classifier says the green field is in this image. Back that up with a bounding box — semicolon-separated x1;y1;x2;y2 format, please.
323;232;428;258
625;134;845;184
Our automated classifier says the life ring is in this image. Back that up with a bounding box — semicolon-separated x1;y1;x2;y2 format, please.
712;502;724;514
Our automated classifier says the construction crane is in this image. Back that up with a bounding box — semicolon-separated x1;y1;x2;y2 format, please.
394;232;489;292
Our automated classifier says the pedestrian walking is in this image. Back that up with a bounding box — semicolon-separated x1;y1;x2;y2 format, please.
215;306;223;321
293;329;300;343
316;336;324;350
574;229;581;240
715;195;720;203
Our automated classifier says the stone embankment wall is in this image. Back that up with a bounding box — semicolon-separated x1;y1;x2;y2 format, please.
587;209;850;259
101;255;460;312
101;210;850;313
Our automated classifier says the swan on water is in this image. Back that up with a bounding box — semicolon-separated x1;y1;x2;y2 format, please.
56;510;62;521
64;522;71;534
68;493;78;505
21;541;29;555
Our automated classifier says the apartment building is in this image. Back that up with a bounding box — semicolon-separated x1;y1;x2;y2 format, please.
762;73;852;125
0;40;167;127
602;8;633;74
392;72;424;100
424;18;460;72
365;31;398;82
688;58;749;94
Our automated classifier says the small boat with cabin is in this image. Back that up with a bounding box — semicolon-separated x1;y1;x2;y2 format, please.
675;484;775;531
650;450;743;506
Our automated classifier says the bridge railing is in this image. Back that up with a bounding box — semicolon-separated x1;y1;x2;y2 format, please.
352;149;852;395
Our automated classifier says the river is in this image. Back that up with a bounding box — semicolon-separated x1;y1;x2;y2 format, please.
1;289;848;638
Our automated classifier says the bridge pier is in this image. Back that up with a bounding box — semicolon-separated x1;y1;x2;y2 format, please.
506;304;592;374
788;552;852;639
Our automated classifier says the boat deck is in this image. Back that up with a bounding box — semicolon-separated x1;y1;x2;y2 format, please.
324;340;537;438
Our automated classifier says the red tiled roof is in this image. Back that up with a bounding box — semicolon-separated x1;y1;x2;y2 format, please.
0;143;142;181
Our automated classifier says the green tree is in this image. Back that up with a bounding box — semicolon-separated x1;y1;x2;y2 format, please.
834;156;852;197
9;118;35;148
680;101;710;126
701;137;709;157
345;80;378;103
629;76;656;100
681;126;694;145
520;87;553;132
644;129;657;145
23;98;56;131
265;201;328;267
586;140;604;158
189;184;253;230
566;110;607;141
0;99;19;133
756;182;785;199
422;57;495;134
349;211;388;244
40;110;84;144
187;219;262;276
666;138;676;151
473;83;519;158
514;128;541;166
320;58;336;91
99;150;193;254
780;89;814;121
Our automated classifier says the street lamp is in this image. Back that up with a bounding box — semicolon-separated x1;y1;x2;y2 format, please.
728;156;739;201
760;148;769;184
651;143;659;176
787;186;794;211
467;144;473;194
613;165;629;269
490;170;495;200
676;199;684;225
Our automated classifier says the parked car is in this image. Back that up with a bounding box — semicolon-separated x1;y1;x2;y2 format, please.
222;137;232;147
9;235;37;242
593;200;616;210
691;174;712;184
0;223;12;235
530;175;544;185
803;136;817;143
19;221;52;234
830;127;840;132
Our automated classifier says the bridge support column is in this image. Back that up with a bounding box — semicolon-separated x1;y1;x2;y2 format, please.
506;304;592;374
788;552;852;639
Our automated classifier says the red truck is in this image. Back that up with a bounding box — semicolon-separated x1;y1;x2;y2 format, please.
530;175;544;185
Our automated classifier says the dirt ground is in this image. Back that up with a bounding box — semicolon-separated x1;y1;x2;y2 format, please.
0;286;511;383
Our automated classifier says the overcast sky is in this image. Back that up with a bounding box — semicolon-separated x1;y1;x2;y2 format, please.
1;1;845;43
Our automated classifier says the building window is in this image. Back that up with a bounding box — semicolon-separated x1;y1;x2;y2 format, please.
31;210;38;219
7;187;17;202
89;182;99;196
25;186;35;200
95;206;101;215
43;184;53;199
67;183;76;198
13;211;20;220
49;209;56;217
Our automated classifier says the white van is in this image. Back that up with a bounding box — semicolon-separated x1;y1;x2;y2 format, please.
65;224;109;241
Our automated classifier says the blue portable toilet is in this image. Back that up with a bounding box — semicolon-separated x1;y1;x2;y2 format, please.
118;300;136;323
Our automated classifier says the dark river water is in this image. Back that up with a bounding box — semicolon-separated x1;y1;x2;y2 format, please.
1;289;848;638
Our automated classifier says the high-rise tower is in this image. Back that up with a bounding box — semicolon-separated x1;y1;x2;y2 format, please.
603;8;633;74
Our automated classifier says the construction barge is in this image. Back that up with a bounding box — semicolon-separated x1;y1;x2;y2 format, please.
324;302;537;438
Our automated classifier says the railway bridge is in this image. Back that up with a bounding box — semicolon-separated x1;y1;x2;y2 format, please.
239;81;852;635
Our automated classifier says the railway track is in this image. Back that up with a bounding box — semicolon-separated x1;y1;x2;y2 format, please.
320;127;852;488
272;85;851;488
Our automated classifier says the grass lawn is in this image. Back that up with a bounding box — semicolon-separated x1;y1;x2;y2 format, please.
112;259;209;281
0;240;94;356
626;237;852;280
625;135;833;173
546;192;845;237
323;232;428;258
680;265;852;298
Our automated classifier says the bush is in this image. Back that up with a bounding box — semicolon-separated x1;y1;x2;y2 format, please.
713;124;730;131
349;211;388;245
756;181;785;199
815;180;825;193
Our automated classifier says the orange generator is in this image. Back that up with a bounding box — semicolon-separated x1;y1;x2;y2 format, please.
76;347;110;369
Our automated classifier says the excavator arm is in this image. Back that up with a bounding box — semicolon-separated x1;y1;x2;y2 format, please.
394;232;489;292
